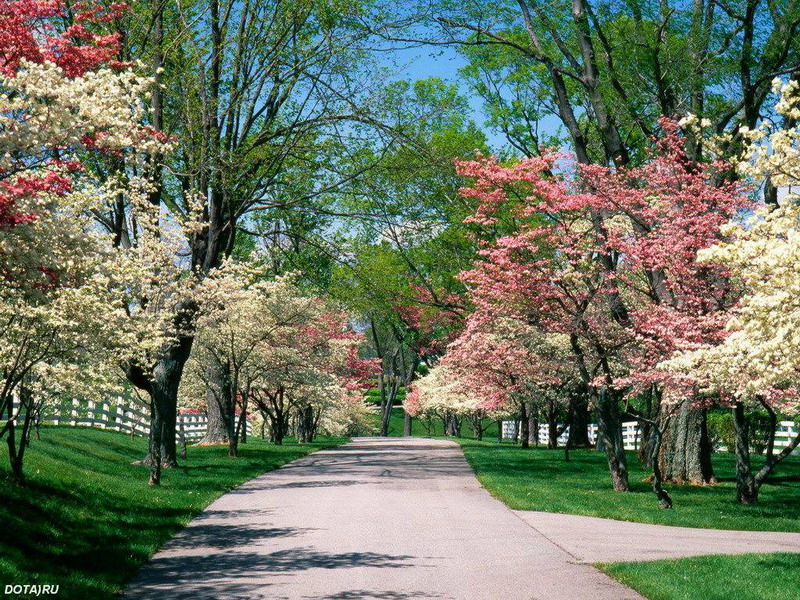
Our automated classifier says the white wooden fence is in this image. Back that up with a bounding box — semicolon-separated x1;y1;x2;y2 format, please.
502;420;800;455
40;397;251;441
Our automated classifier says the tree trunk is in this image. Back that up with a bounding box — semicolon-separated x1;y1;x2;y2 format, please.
228;426;238;457
237;396;248;444
178;417;188;460
596;387;630;491
5;394;31;486
197;363;231;446
519;402;529;449
148;405;162;485
496;419;503;442
444;413;461;437
297;405;314;443
569;392;591;447
733;402;758;504
380;383;398;436
638;420;654;467
269;411;285;445
547;405;558;449
658;402;715;484
148;339;193;475
649;422;673;509
403;412;412;436
472;414;483;440
528;413;538;446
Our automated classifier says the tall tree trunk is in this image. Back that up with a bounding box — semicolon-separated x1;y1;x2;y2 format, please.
237;394;248;444
380;384;398;436
649;421;673;509
148;404;162;486
228;422;238;457
658;402;715;484
147;336;194;477
5;391;32;486
269;408;285;445
596;387;630;491
297;405;315;443
547;403;558;449
471;414;483;440
444;413;461;437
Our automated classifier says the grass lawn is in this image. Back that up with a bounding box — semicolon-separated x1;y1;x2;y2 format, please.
0;426;343;600
598;553;800;600
458;439;800;531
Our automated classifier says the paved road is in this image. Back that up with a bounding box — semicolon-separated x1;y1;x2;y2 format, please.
125;438;643;600
513;510;800;563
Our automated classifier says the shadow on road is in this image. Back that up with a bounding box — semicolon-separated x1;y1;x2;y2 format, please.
164;524;315;549
129;548;419;599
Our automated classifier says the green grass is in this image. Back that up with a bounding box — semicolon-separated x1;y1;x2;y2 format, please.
0;426;343;600
598;553;800;600
458;439;800;531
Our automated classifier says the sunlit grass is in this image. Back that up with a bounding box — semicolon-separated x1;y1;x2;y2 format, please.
598;553;800;600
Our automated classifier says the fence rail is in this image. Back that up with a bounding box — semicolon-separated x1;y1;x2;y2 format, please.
502;420;800;455
36;398;251;441
16;399;800;454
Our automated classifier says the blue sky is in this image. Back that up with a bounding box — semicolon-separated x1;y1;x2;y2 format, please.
380;42;568;155
382;43;511;150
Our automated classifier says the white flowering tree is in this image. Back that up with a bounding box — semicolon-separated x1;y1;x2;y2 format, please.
0;1;167;484
666;80;800;504
405;365;504;440
183;267;375;449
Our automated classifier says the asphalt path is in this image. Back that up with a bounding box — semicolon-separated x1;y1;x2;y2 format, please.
125;438;800;600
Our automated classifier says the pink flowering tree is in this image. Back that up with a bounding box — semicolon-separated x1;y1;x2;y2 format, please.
442;311;572;448
453;124;746;492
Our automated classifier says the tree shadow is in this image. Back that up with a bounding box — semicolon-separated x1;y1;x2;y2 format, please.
311;590;445;599
162;524;315;550
226;479;366;493
128;548;419;599
195;508;275;520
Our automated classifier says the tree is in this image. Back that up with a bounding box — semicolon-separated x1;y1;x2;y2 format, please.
375;1;799;166
406;365;506;440
185;267;376;448
327;78;489;435
453;124;746;491
370;0;800;470
665;81;800;503
0;0;162;484
442;316;574;448
92;0;401;479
